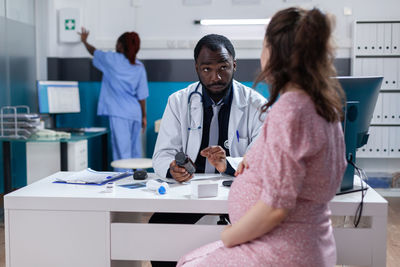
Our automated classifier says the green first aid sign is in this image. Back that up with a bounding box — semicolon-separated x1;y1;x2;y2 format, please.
65;19;75;30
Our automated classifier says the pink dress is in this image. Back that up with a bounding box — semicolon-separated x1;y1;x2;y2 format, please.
177;91;347;267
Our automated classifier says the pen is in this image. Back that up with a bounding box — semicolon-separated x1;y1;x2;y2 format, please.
236;130;240;142
107;171;131;180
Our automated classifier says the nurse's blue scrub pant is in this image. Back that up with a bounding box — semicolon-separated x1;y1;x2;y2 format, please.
109;116;142;166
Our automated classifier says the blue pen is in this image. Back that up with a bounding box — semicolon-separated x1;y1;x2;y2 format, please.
236;130;240;142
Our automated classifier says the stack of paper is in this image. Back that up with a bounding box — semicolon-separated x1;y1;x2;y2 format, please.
54;168;131;185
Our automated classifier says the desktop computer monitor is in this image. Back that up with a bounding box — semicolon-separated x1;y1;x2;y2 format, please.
337;76;383;193
37;81;81;114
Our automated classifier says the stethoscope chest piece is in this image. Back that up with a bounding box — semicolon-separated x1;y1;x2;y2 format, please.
224;140;230;149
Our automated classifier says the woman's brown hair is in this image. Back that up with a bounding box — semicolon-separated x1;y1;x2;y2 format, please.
255;7;345;122
118;32;140;65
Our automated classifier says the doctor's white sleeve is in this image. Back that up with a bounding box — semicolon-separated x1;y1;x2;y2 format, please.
152;95;184;178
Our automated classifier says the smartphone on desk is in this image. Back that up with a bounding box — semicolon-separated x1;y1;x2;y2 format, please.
222;180;233;187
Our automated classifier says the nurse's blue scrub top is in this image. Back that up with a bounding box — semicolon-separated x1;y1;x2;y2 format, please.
93;50;149;122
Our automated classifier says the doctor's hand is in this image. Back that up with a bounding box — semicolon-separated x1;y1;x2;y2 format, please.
200;146;227;173
78;27;90;43
169;160;193;183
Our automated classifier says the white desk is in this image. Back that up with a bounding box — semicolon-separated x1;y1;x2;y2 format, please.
4;173;387;267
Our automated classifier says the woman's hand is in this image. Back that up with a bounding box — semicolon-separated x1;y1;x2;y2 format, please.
78;27;89;43
234;156;249;176
77;27;95;55
141;117;147;133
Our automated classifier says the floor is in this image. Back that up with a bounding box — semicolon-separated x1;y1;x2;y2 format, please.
0;197;399;267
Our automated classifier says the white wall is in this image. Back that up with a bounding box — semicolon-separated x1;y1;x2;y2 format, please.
36;0;400;79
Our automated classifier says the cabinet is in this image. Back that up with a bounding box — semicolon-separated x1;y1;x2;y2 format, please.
353;20;400;195
26;140;88;184
1;131;108;194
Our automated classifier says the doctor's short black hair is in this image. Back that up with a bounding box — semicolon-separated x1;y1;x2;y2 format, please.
194;34;236;62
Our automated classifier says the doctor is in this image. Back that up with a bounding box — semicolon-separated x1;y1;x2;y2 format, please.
150;34;266;267
153;34;266;181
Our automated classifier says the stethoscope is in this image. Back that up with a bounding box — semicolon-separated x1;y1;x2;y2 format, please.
187;82;203;131
186;82;231;153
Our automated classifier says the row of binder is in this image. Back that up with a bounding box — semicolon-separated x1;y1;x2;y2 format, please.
357;126;400;158
355;22;400;56
353;57;400;90
371;93;400;124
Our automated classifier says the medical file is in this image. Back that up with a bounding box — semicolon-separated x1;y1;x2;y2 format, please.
54;168;131;185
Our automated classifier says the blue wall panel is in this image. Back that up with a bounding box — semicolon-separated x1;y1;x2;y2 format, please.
54;81;270;166
56;82;111;171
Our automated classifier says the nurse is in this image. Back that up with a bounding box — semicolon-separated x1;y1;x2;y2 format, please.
79;27;149;165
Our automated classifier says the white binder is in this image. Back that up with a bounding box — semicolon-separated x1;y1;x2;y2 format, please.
353;58;362;76
391;23;400;55
395;94;400;124
384;23;392;55
380;126;389;157
376;57;384;77
382;93;391;123
367;23;378;55
383;58;397;90
372;93;383;124
362;58;378;76
377;23;385;55
355;23;366;55
389;127;400;157
367;126;378;157
398;58;400;91
387;93;398;124
396;128;400;157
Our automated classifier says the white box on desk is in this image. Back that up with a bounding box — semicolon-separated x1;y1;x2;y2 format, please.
191;181;219;198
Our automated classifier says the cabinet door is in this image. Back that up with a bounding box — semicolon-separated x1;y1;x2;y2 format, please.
7;210;110;267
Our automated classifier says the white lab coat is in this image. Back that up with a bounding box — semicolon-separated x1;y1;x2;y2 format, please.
152;80;267;178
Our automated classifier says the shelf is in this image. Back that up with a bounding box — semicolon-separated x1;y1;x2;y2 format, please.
379;90;400;93
355;55;400;58
357;156;400;159
370;124;400;126
356;20;400;24
375;188;400;197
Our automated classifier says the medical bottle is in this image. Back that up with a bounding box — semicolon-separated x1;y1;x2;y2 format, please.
146;180;169;195
175;152;196;174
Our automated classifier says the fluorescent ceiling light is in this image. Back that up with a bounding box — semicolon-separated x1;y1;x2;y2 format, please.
194;18;270;26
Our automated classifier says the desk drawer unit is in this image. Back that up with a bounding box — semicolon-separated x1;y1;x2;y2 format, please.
111;222;224;261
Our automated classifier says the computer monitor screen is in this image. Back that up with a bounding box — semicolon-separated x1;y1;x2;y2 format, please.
37;81;81;114
337;76;383;148
336;76;383;193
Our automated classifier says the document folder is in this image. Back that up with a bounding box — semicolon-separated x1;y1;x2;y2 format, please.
54;168;132;185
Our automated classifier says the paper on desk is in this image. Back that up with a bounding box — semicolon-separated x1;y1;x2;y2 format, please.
191;174;224;181
226;156;243;171
84;127;107;132
55;168;123;184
